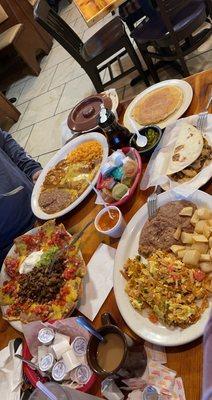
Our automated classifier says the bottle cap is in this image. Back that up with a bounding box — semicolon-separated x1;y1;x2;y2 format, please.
38;328;55;345
52;360;68;381
39;353;54;372
98;105;116;129
72;336;87;357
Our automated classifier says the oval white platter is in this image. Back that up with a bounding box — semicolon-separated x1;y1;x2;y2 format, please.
31;132;108;220
124;79;193;131
114;189;212;346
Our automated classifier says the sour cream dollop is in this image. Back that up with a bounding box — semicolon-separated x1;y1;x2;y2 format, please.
19;250;43;274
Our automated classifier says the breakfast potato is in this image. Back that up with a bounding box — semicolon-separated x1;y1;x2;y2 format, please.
200;262;212;273
210;248;212;258
179;207;194;216
181;232;194;244
208;219;212;227
193;234;208;243
203;225;211;239
195;220;208;234
170;245;185;254
191;210;199;225
208;237;212;248
178;249;187;259
200;254;211;262
173;227;181;240
183;250;200;266
197;208;211;220
191;242;208;253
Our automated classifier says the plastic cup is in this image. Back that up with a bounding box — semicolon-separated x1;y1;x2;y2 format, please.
28;382;69;400
94;206;126;238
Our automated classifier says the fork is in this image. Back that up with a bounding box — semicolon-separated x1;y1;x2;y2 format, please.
196;95;212;135
0;185;24;199
147;186;158;220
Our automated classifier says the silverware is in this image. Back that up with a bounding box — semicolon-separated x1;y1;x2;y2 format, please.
196;95;211;135
15;354;40;371
68;218;95;246
0;185;24;199
15;354;51;378
147;186;162;220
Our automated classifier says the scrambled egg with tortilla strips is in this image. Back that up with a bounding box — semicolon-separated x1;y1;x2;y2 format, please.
122;250;211;328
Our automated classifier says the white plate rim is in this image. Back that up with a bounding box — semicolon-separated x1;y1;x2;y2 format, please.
0;227;82;333
123;79;193;130
31;132;109;220
114;189;212;346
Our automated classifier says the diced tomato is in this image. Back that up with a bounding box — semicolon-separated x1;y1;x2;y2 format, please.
63;268;76;280
168;264;174;272
149;313;158;324
21;234;40;251
5;258;19;278
171;273;178;281
193;270;205;282
48;230;69;247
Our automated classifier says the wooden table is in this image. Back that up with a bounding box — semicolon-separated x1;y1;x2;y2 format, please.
74;0;126;27
0;69;211;400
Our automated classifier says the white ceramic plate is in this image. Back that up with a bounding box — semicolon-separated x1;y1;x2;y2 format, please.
123;79;193;130
0;227;83;333
114;190;212;346
31;132;108;220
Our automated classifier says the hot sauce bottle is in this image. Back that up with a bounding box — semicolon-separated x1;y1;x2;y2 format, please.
98;105;132;150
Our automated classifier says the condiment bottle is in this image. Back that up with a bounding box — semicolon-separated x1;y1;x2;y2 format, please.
98;105;132;150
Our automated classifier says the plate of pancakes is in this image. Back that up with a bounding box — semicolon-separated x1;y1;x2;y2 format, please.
124;79;193;130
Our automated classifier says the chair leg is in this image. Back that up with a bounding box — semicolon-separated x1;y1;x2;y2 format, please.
178;55;190;78
139;46;160;83
86;66;104;93
124;36;150;86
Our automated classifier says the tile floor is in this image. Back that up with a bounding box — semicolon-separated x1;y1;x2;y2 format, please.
6;0;212;167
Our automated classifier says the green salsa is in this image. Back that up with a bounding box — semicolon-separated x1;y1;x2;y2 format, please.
144;128;159;149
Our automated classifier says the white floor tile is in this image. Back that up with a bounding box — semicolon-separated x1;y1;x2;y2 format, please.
12;126;33;149
18;85;64;130
25;110;70;157
56;74;95;114
38;150;59;167
43;45;71;71
73;17;88;39
187;51;212;75
9;102;29;133
17;66;57;105
49;58;84;90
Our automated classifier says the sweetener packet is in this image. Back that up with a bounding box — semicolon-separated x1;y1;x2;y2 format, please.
173;378;186;400
122;377;147;390
144;342;167;364
148;361;176;394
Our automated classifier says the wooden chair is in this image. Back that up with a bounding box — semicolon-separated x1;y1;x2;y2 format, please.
34;0;149;92
0;0;52;87
119;0;157;31
0;91;20;130
131;0;212;82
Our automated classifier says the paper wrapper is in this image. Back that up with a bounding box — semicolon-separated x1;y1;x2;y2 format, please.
0;340;22;400
140;115;212;196
22;317;90;358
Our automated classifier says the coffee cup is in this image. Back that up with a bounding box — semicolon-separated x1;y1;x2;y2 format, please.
87;313;147;377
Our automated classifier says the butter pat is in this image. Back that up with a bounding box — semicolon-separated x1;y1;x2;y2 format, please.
51;340;71;360
54;332;70;345
62;349;81;372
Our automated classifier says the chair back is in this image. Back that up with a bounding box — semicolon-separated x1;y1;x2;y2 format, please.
34;0;84;64
155;0;193;18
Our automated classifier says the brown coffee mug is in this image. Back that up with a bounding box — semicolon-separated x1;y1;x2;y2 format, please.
86;313;147;377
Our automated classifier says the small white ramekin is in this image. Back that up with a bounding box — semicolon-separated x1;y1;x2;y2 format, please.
94;206;126;238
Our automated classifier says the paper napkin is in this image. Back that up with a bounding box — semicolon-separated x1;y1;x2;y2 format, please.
0;340;22;400
78;243;116;321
